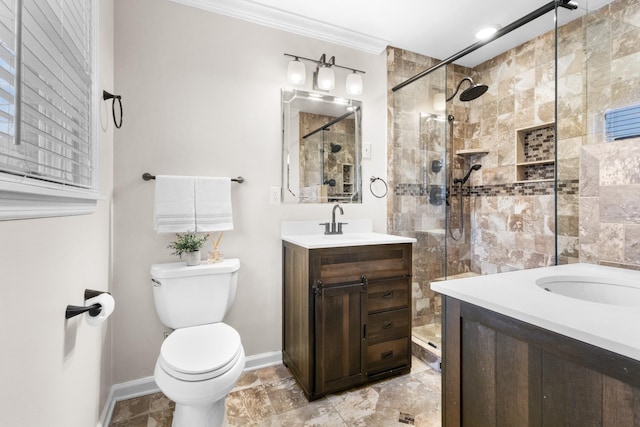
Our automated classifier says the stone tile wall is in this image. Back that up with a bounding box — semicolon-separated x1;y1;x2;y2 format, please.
580;0;640;270
388;0;640;329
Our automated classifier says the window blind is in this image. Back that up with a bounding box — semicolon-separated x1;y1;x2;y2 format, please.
605;103;640;142
0;0;93;189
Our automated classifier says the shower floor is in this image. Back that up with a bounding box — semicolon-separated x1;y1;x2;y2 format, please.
411;322;442;371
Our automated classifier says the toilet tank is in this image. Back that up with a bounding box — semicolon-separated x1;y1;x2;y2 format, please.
150;258;240;329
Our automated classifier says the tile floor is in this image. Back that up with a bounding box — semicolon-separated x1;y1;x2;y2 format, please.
109;357;441;426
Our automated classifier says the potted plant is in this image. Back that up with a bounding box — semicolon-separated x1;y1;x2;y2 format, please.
167;232;208;266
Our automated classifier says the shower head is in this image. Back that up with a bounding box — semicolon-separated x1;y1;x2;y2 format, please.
454;164;482;185
330;142;342;153
447;77;488;102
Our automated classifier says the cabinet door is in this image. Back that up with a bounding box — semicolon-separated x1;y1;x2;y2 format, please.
314;282;367;396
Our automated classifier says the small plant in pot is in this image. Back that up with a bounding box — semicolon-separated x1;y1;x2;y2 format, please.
167;232;208;266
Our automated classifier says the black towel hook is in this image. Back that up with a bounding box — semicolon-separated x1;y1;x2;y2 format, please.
103;90;123;129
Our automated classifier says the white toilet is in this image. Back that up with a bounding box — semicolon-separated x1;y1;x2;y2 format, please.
150;259;245;427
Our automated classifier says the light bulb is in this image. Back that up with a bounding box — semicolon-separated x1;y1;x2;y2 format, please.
317;66;335;91
345;72;363;96
287;58;306;85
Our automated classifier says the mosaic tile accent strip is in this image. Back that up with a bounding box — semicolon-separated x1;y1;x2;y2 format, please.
394;179;578;198
523;163;555;180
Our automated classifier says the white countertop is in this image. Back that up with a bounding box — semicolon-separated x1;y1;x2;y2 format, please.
431;263;640;361
281;219;416;249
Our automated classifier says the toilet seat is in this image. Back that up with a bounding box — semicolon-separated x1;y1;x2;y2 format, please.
159;323;242;382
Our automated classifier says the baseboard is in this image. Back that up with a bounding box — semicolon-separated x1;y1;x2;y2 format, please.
244;350;282;371
100;376;159;426
99;351;282;426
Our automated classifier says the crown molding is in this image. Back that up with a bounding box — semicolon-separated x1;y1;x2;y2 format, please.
169;0;389;54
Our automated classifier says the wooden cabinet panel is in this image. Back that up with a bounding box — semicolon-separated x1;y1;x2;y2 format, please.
283;241;412;400
442;296;640;427
315;283;366;395
315;244;411;285
541;351;602;427
461;319;496;427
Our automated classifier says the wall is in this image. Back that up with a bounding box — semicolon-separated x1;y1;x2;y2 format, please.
0;1;114;425
112;0;387;384
579;0;640;269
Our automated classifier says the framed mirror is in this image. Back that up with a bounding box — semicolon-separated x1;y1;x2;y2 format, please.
281;89;362;204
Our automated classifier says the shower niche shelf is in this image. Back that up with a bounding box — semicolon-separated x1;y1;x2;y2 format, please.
455;148;488;157
515;122;555;182
342;163;354;195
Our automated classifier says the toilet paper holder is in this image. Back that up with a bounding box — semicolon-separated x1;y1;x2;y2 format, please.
65;289;111;320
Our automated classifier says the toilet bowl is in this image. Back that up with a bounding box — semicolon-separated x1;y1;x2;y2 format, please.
150;259;245;427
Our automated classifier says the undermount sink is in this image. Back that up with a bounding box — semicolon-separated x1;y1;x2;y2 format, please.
536;275;640;308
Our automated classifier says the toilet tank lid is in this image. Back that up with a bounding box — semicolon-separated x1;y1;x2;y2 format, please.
151;258;240;279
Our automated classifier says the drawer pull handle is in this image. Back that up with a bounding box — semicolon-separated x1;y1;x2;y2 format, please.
381;351;394;360
382;321;393;329
382;291;394;298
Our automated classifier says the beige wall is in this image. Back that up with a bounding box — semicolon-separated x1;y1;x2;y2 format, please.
0;1;114;425
112;0;387;384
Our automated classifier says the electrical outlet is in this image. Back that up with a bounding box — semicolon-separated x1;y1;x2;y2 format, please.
269;186;281;205
363;143;372;159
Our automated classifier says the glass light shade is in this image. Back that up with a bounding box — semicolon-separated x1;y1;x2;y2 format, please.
287;59;306;85
317;66;335;91
433;92;446;112
345;72;363;96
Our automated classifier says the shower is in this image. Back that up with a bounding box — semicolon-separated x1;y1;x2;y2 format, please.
446;76;487;241
330;142;342;153
447;77;488;102
454;164;482;185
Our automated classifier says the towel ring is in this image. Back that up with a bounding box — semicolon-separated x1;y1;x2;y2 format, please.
370;176;388;198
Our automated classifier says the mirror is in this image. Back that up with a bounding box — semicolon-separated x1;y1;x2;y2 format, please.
281;89;362;203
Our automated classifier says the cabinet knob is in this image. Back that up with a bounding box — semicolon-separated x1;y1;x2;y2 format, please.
382;321;393;329
382;291;394;299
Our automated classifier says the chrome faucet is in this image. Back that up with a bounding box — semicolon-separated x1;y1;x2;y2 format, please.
320;203;348;235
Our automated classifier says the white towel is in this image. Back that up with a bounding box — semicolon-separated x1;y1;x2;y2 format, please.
153;175;196;233
194;177;234;232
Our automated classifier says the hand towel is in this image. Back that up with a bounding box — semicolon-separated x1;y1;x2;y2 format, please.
153;175;196;233
194;177;234;232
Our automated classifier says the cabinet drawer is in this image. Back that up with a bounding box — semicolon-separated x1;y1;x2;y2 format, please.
367;308;409;345
367;338;409;374
315;244;412;285
367;278;409;313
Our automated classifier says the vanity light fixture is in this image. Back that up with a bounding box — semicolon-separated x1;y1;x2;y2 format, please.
287;57;306;85
345;71;363;96
284;53;365;95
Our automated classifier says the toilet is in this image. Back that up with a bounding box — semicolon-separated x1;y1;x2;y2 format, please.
150;259;245;427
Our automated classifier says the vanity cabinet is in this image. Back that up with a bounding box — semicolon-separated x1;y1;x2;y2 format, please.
442;296;640;427
282;241;412;400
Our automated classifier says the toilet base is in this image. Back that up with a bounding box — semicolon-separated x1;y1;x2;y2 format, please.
172;398;226;427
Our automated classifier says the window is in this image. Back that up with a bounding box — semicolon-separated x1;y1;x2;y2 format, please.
0;0;99;220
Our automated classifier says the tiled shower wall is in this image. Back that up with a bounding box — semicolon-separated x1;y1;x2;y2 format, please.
388;0;640;329
579;0;640;270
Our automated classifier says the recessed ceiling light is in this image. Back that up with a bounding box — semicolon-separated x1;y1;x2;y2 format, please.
475;24;501;40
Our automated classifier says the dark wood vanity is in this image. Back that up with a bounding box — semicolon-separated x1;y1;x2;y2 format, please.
282;241;412;400
442;296;640;426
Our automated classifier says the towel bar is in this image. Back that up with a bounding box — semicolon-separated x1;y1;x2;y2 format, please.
142;173;244;183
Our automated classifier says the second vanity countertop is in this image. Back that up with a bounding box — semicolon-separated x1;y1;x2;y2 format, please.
281;219;416;249
431;263;640;361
